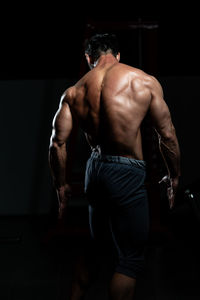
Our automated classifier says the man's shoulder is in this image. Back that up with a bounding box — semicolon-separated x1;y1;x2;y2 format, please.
62;70;96;104
117;63;155;81
61;86;77;105
130;67;160;91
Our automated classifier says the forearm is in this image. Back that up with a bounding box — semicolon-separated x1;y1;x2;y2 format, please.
159;135;181;178
49;142;72;218
49;142;67;189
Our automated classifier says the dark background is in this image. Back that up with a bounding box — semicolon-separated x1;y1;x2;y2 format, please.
1;5;200;300
1;5;200;79
0;8;199;215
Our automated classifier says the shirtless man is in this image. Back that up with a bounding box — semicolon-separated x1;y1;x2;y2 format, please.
49;33;181;300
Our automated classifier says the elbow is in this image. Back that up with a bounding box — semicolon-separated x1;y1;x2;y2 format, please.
49;137;65;151
49;136;56;150
159;127;179;154
161;132;175;143
160;124;177;142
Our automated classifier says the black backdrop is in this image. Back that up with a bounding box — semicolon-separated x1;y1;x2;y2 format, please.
0;8;200;215
1;10;200;79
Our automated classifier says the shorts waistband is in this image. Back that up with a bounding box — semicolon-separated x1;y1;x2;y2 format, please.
90;150;146;170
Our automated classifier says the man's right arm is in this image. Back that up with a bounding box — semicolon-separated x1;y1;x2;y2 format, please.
148;76;181;208
49;88;74;219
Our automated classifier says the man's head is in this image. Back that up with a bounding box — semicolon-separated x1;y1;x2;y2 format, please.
84;33;120;69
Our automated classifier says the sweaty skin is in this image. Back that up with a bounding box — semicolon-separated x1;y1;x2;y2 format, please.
49;53;180;210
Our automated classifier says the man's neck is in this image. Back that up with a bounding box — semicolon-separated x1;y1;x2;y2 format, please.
95;54;118;67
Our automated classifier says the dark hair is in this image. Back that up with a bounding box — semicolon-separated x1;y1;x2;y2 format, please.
84;33;119;61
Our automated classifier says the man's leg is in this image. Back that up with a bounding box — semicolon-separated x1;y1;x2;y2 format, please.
109;272;136;300
69;238;100;300
108;189;149;300
69;254;90;300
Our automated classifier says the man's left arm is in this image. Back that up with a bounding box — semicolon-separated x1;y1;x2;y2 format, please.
49;91;73;219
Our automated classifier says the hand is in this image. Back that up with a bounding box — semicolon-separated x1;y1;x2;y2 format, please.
168;177;179;209
56;184;72;220
159;175;179;209
167;180;174;210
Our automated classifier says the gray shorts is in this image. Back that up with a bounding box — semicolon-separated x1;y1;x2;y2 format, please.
84;151;149;279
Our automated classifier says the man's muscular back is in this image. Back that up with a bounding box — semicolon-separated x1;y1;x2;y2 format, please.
64;59;153;160
50;35;180;213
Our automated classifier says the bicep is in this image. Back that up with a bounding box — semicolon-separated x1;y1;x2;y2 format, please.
51;100;73;146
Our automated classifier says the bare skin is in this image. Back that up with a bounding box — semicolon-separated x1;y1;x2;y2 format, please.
49;52;181;299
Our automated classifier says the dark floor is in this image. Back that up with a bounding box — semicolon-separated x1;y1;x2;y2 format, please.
1;202;200;300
